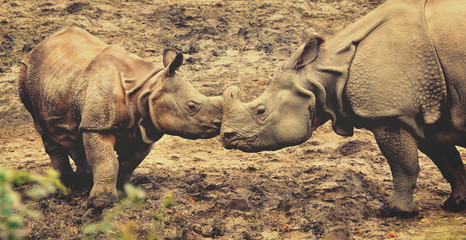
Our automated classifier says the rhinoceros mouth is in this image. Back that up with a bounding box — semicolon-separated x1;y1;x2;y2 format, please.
202;123;220;131
222;136;239;149
194;122;221;139
201;123;221;136
222;134;259;151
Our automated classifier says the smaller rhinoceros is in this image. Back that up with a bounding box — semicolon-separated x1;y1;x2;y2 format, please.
221;0;465;217
19;27;222;208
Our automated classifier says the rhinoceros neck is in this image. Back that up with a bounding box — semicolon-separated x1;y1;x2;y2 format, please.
296;65;341;133
122;67;164;128
122;67;166;144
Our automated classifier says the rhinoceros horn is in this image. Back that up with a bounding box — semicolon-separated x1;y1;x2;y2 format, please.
222;85;241;114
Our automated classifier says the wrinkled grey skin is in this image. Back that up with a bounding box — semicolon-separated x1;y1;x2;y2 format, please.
19;27;222;208
221;0;465;217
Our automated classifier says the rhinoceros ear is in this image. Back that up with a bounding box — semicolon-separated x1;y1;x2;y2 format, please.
163;49;178;67
163;49;184;77
167;53;183;76
283;35;325;70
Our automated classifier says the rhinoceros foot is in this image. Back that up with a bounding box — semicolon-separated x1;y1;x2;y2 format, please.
87;192;118;210
379;202;419;218
442;195;466;212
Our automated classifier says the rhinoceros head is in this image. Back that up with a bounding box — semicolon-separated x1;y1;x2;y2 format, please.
221;36;326;152
139;49;222;141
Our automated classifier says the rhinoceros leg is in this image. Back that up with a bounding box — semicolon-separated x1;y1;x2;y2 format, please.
116;141;152;189
68;142;93;189
372;123;420;217
40;134;76;187
418;140;466;212
82;131;119;209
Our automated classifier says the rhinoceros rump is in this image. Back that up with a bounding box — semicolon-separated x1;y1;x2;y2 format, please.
221;0;465;217
19;27;222;208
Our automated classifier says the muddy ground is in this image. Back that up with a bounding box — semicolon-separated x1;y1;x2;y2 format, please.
1;0;465;239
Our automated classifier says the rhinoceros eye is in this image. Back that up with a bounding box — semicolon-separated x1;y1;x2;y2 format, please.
186;101;200;113
257;108;265;115
254;104;267;120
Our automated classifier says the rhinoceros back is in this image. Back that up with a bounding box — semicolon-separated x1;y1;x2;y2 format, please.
19;27;107;146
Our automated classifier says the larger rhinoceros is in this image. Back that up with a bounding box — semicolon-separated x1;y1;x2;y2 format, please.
220;0;465;217
19;27;222;208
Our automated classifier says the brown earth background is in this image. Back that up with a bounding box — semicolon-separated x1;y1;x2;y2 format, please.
0;0;465;239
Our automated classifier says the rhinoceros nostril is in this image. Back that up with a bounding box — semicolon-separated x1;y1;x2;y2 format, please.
212;119;222;129
223;131;236;139
222;131;238;147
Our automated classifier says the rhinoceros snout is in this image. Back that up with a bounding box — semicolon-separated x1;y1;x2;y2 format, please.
222;131;238;149
221;125;240;149
212;119;222;130
201;119;221;132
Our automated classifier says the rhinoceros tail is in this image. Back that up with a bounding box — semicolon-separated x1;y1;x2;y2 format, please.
18;62;34;115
